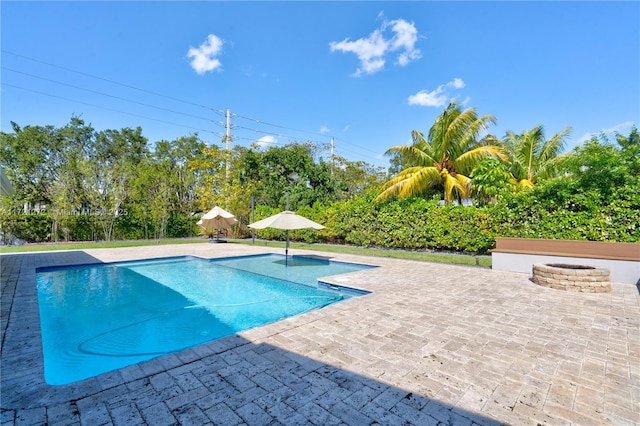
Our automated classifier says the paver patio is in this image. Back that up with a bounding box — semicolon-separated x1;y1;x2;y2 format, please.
1;243;638;425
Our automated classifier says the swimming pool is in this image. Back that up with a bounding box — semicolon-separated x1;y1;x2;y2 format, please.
36;254;373;385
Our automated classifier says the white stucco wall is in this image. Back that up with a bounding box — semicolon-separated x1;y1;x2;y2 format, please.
492;252;640;285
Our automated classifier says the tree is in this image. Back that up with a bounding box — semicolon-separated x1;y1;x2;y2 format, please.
190;144;230;212
53;117;96;240
561;127;639;202
128;159;170;239
261;143;316;208
470;157;512;205
0;117;98;241
0;122;63;208
235;143;339;210
331;155;386;199
615;125;639;176
153;135;207;216
501;125;572;190
386;150;408;176
377;102;503;202
82;127;148;241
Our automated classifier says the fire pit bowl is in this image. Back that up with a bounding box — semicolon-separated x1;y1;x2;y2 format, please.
532;263;611;293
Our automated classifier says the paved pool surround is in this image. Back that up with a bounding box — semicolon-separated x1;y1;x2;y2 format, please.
1;243;639;425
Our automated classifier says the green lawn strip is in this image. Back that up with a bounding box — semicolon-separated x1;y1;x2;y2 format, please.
0;238;207;253
231;239;492;268
0;237;492;268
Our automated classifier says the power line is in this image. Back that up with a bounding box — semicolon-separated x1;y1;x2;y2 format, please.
232;124;329;147
4;77;388;165
1;50;227;116
233;113;331;139
0;83;221;137
235;112;388;166
2;50;390;167
232;112;388;164
2;67;222;126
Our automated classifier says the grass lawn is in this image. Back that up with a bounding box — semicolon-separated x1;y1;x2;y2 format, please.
0;238;206;253
243;240;492;268
0;238;492;268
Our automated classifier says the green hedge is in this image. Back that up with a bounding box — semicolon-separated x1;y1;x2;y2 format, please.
1;212;200;243
1;213;52;243
328;195;497;253
3;185;637;253
250;195;499;254
251;205;327;243
486;180;640;243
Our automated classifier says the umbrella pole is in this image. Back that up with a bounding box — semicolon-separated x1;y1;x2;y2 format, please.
285;230;289;267
286;193;290;267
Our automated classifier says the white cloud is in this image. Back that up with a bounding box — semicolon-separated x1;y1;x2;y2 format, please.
330;16;421;77
407;89;447;107
187;34;224;75
256;135;277;148
449;78;465;89
388;19;420;66
319;125;330;134
577;121;635;144
408;78;466;107
602;121;634;134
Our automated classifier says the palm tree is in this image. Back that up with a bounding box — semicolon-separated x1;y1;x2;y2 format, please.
502;125;572;190
376;102;504;202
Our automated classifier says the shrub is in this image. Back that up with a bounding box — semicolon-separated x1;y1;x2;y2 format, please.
1;213;52;243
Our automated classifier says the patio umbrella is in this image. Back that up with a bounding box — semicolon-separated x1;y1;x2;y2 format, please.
248;211;324;265
197;206;237;242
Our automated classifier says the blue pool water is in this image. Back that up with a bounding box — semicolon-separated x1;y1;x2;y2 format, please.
36;254;373;385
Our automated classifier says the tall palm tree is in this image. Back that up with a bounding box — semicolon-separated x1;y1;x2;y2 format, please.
376;102;504;202
502;125;572;190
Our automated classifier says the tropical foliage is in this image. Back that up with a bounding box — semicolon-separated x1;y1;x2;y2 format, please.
1;114;637;253
470;157;513;205
501;125;572;190
0;116;386;242
377;102;504;202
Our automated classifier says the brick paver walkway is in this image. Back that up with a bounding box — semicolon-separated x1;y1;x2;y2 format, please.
1;243;638;425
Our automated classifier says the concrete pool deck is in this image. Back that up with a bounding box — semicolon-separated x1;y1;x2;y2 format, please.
1;243;638;425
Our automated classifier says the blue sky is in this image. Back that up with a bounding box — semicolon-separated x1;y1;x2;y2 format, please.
2;1;638;169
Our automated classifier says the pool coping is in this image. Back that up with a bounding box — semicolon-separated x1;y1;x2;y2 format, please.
1;245;383;410
35;253;373;385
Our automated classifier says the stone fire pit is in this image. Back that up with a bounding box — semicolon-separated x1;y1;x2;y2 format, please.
532;263;611;293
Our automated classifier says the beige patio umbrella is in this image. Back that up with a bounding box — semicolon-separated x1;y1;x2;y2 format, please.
197;206;237;242
248;211;324;265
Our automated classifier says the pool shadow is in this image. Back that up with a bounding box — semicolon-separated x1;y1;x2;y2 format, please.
145;335;506;425
295;254;335;261
2;250;505;424
272;255;333;267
